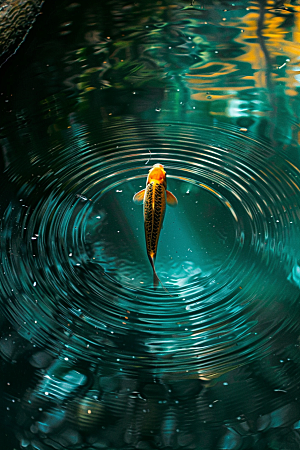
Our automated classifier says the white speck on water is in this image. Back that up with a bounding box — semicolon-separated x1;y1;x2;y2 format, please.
145;149;152;165
33;282;37;287
116;190;122;192
96;216;101;219
76;194;88;201
69;253;72;256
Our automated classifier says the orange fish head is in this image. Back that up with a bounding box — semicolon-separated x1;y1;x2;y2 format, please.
147;163;167;186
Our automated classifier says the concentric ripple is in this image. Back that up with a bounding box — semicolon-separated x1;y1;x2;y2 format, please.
1;120;300;379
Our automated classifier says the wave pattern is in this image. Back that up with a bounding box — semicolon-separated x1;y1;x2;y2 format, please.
1;120;300;381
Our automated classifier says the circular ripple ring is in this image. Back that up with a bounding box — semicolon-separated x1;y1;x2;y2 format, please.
1;121;299;379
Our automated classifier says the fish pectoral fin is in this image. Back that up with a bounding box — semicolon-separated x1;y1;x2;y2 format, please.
133;189;146;204
166;190;178;207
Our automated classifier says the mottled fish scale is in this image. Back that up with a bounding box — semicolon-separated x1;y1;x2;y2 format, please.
144;182;166;257
132;163;178;291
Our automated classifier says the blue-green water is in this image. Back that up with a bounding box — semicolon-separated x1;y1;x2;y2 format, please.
1;1;300;449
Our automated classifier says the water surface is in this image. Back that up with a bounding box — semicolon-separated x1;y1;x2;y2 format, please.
1;1;300;449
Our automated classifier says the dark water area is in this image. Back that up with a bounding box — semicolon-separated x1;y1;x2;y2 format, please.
1;1;300;449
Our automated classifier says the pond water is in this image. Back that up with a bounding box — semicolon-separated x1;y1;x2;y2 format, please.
1;1;300;449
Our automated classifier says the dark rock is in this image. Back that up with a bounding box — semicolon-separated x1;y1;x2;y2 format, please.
0;0;44;66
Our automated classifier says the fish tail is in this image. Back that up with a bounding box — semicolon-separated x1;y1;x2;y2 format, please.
153;266;159;290
148;255;173;297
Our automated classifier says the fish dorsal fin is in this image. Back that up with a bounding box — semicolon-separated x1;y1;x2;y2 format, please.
166;190;178;207
133;189;146;204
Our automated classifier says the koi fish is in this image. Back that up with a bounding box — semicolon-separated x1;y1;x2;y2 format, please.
133;163;178;290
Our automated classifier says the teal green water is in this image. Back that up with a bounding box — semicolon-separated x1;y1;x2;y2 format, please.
1;1;300;449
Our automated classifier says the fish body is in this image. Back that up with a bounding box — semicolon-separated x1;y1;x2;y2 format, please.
133;164;178;289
